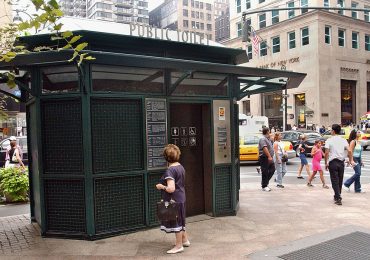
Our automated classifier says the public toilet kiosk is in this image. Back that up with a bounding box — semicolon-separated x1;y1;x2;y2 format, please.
0;18;306;239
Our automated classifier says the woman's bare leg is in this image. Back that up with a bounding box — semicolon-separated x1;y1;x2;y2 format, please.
182;231;189;243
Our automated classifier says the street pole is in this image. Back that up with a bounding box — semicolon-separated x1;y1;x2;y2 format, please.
284;87;288;131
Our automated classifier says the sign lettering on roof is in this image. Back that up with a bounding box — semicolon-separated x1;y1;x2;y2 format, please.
129;23;210;46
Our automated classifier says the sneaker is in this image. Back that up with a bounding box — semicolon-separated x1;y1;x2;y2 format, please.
167;247;184;254
276;184;284;188
307;183;314;187
334;200;342;206
262;187;271;192
297;176;304;179
355;190;366;193
343;185;350;192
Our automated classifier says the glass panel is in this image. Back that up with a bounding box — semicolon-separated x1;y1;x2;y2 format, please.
41;65;79;94
92;65;164;93
171;71;228;96
289;32;296;49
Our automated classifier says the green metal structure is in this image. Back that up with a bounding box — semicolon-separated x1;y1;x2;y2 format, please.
0;28;306;239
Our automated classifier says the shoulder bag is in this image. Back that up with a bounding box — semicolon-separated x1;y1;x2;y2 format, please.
157;199;179;222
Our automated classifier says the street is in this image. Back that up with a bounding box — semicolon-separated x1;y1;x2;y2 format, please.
240;149;370;187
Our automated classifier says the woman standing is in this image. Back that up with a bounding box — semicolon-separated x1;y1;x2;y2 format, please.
344;130;364;193
156;144;190;254
273;133;287;188
5;136;25;169
307;140;329;188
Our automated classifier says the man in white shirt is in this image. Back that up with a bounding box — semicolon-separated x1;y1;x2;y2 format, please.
325;124;354;205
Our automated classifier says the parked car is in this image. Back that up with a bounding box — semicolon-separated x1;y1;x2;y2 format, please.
0;136;28;167
322;127;370;150
239;134;295;162
281;131;325;156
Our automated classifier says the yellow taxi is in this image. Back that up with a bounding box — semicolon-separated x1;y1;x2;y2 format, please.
322;127;370;150
239;134;295;162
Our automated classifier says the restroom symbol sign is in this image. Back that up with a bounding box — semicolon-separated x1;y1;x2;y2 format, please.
189;127;196;136
172;138;179;145
181;138;188;146
189;137;196;146
171;127;179;136
180;127;188;136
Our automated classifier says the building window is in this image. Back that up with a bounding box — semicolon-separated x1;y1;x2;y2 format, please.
195;1;199;8
191;21;195;28
259;13;266;29
352;32;359;49
183;0;188;6
200;12;204;19
191;0;194;7
247;45;252;60
301;0;308;14
183;20;189;27
337;0;344;15
325;25;331;44
260;41;267;56
287;1;295;18
324;0;329;7
206;3;211;10
338;29;345;47
259;0;265;3
237;22;242;37
236;0;241;13
366;34;370;51
200;2;203;9
246;0;251;9
365;6;369;22
288;31;296;49
200;23;204;29
351;2;358;18
196;22;200;29
272;36;280;53
191;11;195;18
272;10;279;24
207;14;212;20
207;24;212;31
183;9;188;17
301;27;309;46
196;11;200;18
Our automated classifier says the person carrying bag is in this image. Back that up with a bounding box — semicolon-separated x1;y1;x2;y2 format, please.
156;144;190;254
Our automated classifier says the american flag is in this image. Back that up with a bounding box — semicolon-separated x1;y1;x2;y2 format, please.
251;29;259;56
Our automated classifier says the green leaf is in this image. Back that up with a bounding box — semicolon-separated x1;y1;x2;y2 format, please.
53;9;64;17
32;0;44;10
84;56;96;60
53;23;63;31
6;52;16;57
58;43;72;50
68;51;79;62
14;45;26;50
61;31;73;38
48;0;59;9
7;80;16;88
18;22;30;31
69;35;82;44
75;42;88;52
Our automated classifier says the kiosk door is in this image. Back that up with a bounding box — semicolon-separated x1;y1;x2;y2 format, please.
170;103;205;216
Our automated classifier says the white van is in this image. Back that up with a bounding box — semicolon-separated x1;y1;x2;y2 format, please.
239;114;269;135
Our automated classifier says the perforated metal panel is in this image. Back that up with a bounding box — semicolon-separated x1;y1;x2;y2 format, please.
41;99;83;174
44;179;86;233
148;172;164;225
279;232;370;260
94;175;145;233
215;166;232;213
91;99;144;174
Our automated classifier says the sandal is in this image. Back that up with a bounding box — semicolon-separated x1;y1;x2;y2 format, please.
323;184;329;189
297;176;304;179
307;183;313;187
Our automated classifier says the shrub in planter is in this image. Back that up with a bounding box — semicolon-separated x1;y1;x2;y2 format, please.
0;167;29;202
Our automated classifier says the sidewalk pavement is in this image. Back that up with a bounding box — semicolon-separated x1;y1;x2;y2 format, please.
1;182;370;259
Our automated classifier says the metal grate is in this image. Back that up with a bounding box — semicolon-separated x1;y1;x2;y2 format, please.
91;99;144;174
41;99;84;175
94;175;145;233
44;179;86;233
279;232;370;260
215;166;232;213
148;172;164;225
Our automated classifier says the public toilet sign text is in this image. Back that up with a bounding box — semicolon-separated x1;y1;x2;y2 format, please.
130;23;211;46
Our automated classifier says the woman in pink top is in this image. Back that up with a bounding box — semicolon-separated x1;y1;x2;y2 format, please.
307;140;329;188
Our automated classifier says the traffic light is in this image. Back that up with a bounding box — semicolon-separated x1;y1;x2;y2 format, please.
242;20;251;42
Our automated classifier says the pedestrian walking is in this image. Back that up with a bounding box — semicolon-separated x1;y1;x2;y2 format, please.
307;140;329;188
324;124;354;205
4;136;25;169
343;130;365;193
258;127;275;192
273;132;287;188
297;134;311;180
156;144;190;254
